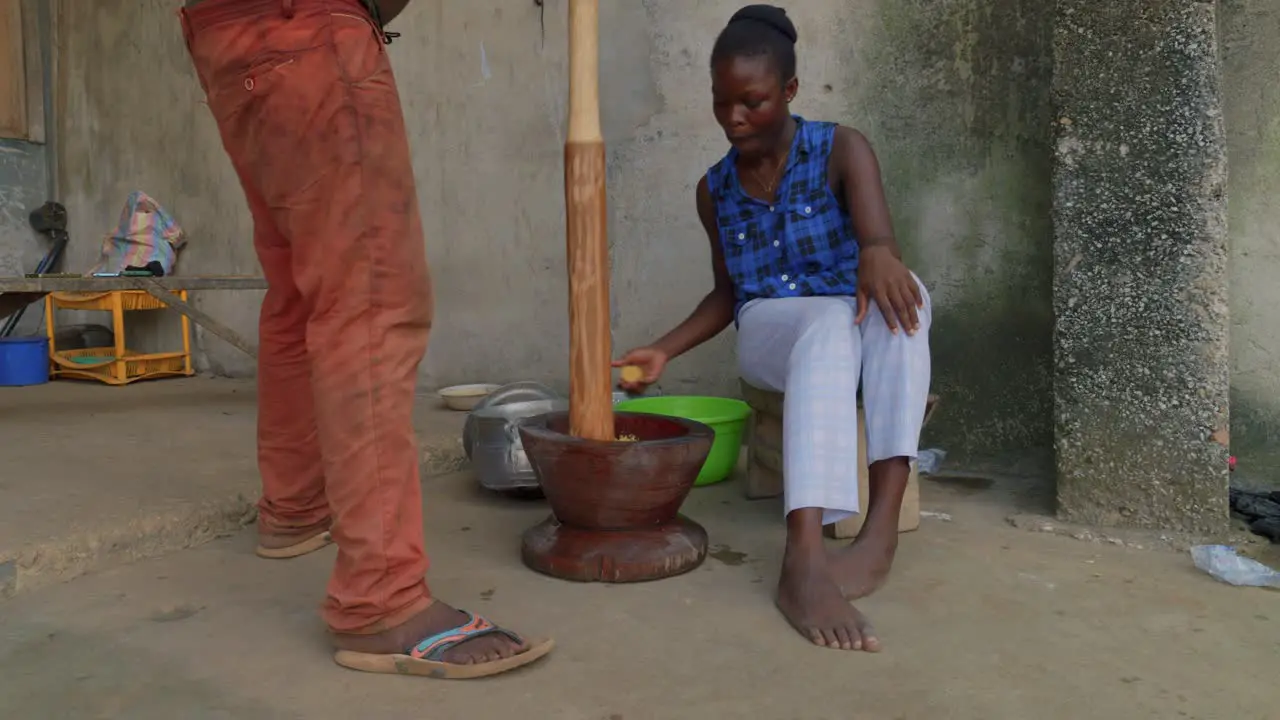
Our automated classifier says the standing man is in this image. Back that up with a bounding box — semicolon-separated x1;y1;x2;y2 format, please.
179;0;553;678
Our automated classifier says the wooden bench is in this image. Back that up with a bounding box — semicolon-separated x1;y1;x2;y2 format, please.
739;380;940;539
0;275;265;359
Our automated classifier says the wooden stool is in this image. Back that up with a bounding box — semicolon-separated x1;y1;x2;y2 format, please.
739;380;939;539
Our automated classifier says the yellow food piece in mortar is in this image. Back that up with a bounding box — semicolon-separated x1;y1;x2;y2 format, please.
619;365;644;384
616;433;639;442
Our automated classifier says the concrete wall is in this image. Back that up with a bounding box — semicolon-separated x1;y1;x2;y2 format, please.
52;0;260;367
1220;0;1280;475
52;0;1058;458
1052;0;1230;533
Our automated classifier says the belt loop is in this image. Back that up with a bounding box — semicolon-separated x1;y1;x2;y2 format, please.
282;0;295;18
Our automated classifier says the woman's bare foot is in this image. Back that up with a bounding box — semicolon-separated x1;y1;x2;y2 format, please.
776;547;881;652
829;457;910;600
331;600;529;665
828;530;898;600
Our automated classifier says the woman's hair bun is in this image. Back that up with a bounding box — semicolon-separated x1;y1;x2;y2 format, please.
728;5;798;44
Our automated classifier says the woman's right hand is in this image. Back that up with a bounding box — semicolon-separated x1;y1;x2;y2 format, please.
613;346;669;392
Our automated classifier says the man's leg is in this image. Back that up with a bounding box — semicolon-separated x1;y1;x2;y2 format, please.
738;297;878;652
182;0;548;672
829;275;933;599
245;187;332;559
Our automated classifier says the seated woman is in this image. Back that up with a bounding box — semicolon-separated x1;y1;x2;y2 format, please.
615;4;932;653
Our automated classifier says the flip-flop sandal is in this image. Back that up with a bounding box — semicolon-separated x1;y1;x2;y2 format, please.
255;530;333;559
333;611;554;680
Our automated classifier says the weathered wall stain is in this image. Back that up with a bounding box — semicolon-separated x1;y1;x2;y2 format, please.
0;0;51;339
854;0;1056;455
0;140;46;298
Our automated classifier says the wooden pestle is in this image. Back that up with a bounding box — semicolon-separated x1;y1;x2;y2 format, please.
565;0;614;441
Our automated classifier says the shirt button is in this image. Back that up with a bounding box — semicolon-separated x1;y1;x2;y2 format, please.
804;206;812;214
769;206;775;212
789;283;797;290
773;240;780;247
781;274;789;281
737;233;745;240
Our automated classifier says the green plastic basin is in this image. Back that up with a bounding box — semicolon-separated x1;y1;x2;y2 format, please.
613;395;752;486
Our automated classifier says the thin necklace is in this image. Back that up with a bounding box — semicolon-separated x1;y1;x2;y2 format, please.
750;149;789;195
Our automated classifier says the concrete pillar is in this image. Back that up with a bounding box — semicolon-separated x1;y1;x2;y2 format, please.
1052;0;1230;533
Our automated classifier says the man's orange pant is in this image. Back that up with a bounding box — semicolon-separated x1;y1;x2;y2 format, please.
181;0;434;634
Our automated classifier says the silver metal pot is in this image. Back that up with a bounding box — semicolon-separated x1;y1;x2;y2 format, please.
469;398;568;492
463;381;561;460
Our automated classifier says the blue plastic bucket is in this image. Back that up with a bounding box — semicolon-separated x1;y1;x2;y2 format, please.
0;336;50;386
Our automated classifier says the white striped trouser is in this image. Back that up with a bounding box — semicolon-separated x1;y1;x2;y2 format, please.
737;274;933;526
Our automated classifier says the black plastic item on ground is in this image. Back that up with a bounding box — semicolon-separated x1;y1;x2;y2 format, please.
53;324;115;351
1229;485;1280;542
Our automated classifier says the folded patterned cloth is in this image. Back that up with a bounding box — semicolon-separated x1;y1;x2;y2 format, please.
87;191;186;278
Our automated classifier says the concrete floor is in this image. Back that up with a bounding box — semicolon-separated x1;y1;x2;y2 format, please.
0;378;466;596
1;379;1277;719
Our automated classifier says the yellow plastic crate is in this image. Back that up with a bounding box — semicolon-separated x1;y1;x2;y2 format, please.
49;290;170;311
45;289;193;385
50;347;191;385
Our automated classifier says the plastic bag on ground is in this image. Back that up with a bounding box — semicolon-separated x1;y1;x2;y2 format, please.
917;448;947;475
1190;545;1280;589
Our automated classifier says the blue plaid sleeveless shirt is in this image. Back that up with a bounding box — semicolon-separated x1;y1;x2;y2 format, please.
705;116;859;320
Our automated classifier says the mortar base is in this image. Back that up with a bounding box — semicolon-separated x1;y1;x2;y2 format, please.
520;514;708;583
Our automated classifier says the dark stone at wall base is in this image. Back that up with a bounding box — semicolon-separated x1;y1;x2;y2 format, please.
1052;0;1230;534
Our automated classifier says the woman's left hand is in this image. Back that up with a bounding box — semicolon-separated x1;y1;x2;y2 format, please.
856;246;923;335
832;126;924;336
